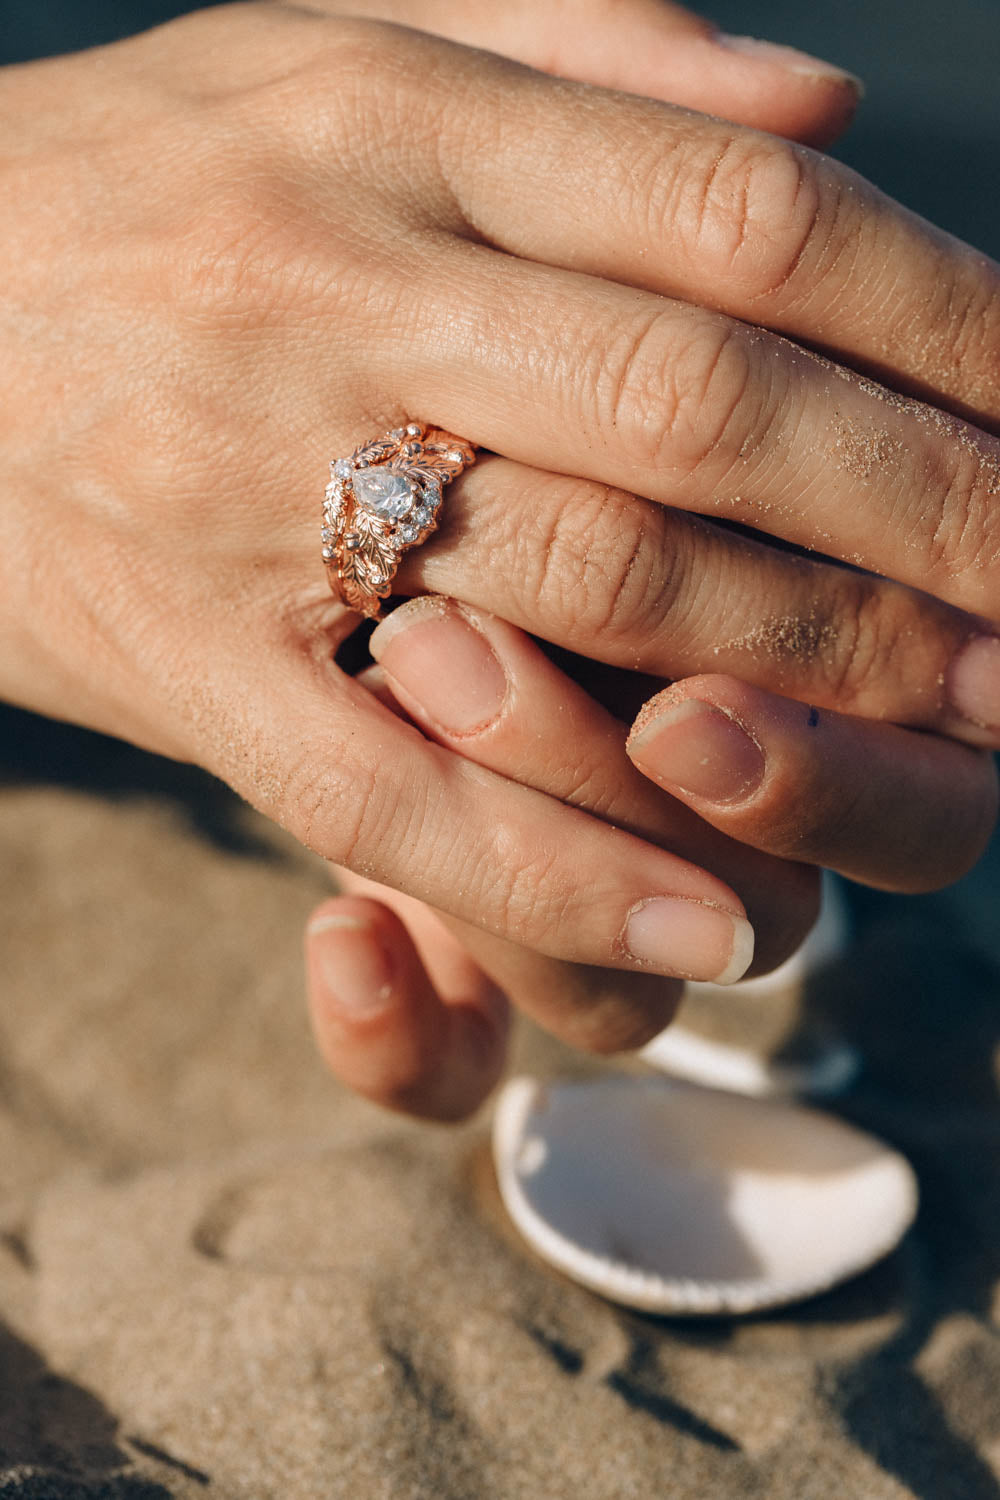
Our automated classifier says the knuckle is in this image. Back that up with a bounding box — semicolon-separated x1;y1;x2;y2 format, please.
665;322;762;476
160;49;409;339
671;133;847;307
602;308;764;479
482;824;577;949
495;844;564;941
599;307;684;472
191;8;406;127
277;747;380;868
813;582;898;711
165;179;351;338
527;482;668;643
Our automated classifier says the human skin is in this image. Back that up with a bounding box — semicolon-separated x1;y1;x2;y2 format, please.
3;2;1000;1116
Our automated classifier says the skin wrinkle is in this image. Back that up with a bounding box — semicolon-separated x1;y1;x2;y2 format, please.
742;144;824;301
894;248;1000;414
575;491;662;644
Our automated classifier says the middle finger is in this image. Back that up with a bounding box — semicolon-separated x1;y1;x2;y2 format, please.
395;244;1000;631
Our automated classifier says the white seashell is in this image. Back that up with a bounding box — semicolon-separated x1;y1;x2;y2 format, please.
642;874;860;1098
493;1075;917;1316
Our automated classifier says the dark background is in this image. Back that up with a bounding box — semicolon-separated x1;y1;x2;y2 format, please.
2;0;999;257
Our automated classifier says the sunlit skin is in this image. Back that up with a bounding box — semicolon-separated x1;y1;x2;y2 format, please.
2;0;998;1117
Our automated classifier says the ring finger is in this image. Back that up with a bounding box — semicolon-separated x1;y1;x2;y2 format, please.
390;453;1000;749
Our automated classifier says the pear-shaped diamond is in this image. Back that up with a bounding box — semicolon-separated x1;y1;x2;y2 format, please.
352;466;414;520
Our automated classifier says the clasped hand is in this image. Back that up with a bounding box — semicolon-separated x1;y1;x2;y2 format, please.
2;0;997;1117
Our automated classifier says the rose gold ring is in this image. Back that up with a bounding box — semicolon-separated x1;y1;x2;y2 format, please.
322;421;477;621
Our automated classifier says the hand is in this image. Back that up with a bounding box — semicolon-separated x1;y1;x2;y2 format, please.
4;5;1000;1088
292;2;999;1117
305;595;996;1117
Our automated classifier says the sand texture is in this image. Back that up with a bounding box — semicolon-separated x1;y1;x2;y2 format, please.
2;705;1000;1499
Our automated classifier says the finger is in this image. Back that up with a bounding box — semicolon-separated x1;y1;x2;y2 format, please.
329;0;862;148
393;246;1000;626
164;16;1000;633
626;675;999;891
305;892;509;1120
395;455;1000;751
368;595;818;974
354;665;693;1052
420;41;1000;430
197;614;756;986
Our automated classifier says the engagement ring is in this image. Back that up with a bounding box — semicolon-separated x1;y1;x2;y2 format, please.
323;422;476;620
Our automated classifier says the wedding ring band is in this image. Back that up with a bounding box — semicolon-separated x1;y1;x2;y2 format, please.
322;422;476;620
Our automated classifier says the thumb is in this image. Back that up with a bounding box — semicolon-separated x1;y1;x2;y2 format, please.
334;0;863;148
305;887;511;1121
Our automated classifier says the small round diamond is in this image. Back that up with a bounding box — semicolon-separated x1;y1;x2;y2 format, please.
389;427;405;441
321;545;335;561
406;423;422;437
446;449;465;463
398;522;420;544
413;507;433;528
333;458;354;479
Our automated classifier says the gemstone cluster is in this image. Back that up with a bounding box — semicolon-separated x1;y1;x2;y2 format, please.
322;421;475;619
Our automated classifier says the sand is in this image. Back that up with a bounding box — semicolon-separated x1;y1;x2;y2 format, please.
3;702;1000;1499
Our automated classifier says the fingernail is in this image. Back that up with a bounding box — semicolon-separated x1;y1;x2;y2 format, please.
307;913;394;1020
627;699;765;805
716;33;864;91
370;598;508;735
948;635;1000;735
623;898;755;986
